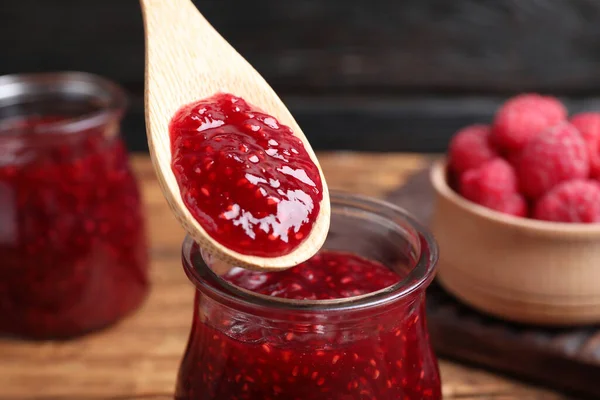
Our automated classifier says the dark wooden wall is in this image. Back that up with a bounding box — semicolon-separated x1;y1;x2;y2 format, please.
3;0;600;152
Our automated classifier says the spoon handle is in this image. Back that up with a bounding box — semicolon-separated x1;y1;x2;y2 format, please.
140;0;193;8
140;0;210;33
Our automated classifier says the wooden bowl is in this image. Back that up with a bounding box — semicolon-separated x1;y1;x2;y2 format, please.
430;159;600;326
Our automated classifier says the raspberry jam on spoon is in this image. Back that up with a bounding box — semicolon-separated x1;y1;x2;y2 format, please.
170;93;323;258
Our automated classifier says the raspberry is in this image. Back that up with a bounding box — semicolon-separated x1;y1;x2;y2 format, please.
492;93;567;152
448;124;498;174
571;112;600;141
517;122;589;199
506;150;522;169
571;112;600;178
534;180;600;223
494;193;528;217
459;158;527;217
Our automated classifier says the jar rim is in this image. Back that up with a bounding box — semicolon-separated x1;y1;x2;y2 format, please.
182;191;439;313
0;71;128;136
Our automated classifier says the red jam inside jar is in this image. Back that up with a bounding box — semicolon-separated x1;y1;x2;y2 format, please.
224;252;401;300
176;194;441;400
169;93;323;257
0;73;149;339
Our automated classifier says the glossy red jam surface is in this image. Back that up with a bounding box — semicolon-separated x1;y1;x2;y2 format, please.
170;93;323;257
225;251;401;300
176;250;441;400
0;116;148;339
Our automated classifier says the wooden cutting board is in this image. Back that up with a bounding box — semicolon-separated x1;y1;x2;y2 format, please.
387;168;600;400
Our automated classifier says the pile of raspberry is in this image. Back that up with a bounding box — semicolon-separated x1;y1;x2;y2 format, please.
448;93;600;223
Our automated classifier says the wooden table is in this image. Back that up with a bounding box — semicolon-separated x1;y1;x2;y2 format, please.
0;153;577;400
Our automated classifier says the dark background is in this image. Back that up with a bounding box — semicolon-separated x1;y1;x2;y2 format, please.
4;0;600;152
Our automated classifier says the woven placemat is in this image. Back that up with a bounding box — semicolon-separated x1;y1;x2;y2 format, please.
387;167;600;399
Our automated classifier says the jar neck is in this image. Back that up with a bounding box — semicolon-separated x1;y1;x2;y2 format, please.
194;290;426;345
186;243;432;325
0;72;127;148
181;192;438;324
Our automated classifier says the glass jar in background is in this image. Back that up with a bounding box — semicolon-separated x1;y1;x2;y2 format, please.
0;72;149;339
176;192;441;400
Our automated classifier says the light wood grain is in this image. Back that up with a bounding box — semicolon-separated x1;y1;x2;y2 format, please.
139;0;330;271
0;154;577;400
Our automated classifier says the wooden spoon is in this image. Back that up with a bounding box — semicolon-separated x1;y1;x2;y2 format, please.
139;0;330;271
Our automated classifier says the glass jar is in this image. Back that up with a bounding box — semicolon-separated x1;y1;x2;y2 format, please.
176;192;441;400
0;72;149;339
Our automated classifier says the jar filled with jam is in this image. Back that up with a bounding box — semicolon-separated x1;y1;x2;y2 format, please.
176;192;441;400
0;72;149;339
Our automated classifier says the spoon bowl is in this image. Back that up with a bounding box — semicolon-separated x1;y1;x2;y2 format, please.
139;0;330;270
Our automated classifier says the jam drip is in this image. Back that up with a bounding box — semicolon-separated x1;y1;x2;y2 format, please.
176;250;441;400
169;93;323;257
